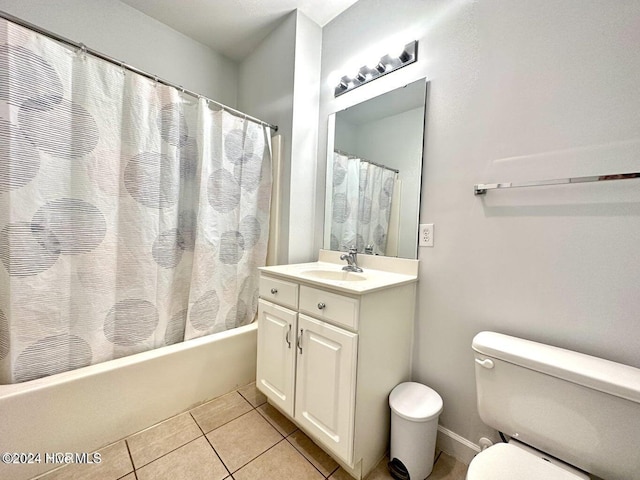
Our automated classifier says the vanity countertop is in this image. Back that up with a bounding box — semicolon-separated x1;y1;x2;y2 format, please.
259;250;418;295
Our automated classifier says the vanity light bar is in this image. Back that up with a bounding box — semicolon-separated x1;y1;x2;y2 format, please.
334;40;418;97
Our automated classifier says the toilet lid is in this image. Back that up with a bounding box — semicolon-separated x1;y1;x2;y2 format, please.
466;443;585;480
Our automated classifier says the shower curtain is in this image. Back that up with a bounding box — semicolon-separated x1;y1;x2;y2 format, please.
0;18;272;384
330;151;395;255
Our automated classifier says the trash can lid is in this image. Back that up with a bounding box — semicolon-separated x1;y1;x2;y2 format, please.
389;382;443;422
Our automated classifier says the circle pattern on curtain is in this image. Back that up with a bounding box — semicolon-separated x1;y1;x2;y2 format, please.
0;17;272;384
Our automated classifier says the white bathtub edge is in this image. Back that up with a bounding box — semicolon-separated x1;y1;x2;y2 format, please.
0;323;258;480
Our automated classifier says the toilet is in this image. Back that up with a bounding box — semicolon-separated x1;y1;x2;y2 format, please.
467;331;640;480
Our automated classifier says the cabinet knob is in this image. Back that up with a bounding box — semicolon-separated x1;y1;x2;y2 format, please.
270;288;278;294
317;302;326;310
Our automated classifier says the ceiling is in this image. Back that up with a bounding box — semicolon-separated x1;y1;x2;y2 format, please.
120;0;359;61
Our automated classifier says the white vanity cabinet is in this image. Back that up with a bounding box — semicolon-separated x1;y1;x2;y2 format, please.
256;299;297;415
257;285;358;464
256;258;417;480
297;312;357;462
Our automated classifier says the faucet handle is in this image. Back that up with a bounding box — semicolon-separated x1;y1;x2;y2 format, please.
341;244;358;254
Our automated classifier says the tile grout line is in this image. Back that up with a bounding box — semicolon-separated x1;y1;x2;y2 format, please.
216;384;314;480
31;464;67;480
229;387;338;479
203;434;232;478
207;382;264;479
236;385;266;408
246;387;334;479
128;389;252;447
254;403;292;434
130;433;204;472
195;391;273;477
125;410;206;471
283;433;336;479
189;408;232;475
189;410;208;436
116;468;138;480
204;407;263;438
234;390;257;409
124;438;136;477
125;408;197;438
326;464;341;478
39;385;345;480
192;391;256;434
230;436;288;475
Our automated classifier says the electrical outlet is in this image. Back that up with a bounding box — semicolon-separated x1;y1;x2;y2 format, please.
419;223;434;247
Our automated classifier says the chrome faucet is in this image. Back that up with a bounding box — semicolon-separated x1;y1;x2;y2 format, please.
340;246;363;272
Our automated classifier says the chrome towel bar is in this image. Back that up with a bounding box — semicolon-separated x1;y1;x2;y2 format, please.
474;172;640;195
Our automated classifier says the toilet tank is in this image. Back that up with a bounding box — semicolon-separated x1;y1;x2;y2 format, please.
472;331;640;480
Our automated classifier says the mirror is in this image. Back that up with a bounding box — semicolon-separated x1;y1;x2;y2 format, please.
324;79;427;259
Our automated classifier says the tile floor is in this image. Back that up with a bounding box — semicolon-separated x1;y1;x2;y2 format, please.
35;383;468;480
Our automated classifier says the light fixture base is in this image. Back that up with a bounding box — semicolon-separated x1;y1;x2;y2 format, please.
334;40;418;97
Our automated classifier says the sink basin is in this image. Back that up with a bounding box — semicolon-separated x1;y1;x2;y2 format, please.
300;269;367;282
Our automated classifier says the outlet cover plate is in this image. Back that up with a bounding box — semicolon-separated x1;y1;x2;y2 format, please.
419;223;434;247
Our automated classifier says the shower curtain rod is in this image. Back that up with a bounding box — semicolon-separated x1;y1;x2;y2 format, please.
0;10;279;132
334;149;399;174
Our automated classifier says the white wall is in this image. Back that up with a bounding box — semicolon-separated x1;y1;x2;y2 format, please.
288;11;322;263
238;10;321;265
0;0;238;105
238;12;297;265
334;117;357;153
319;0;640;457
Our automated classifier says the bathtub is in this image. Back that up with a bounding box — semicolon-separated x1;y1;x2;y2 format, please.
0;323;258;480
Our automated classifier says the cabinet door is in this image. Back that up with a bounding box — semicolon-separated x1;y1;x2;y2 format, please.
256;299;297;416
294;314;358;465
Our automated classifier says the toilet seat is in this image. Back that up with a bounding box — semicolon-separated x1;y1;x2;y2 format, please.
466;443;588;480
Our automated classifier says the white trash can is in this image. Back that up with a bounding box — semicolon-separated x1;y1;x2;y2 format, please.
389;382;443;480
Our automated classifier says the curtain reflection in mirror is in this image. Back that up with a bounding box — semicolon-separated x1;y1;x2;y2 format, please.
330;151;398;256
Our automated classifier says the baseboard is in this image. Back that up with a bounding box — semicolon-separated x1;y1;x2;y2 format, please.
436;425;480;465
